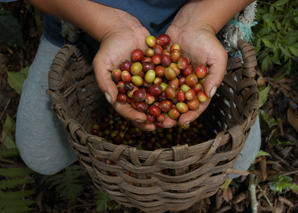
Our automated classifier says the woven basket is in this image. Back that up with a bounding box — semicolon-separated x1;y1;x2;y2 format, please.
47;39;259;213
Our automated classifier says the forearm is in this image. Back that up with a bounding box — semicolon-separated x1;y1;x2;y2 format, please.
173;0;255;34
27;0;141;42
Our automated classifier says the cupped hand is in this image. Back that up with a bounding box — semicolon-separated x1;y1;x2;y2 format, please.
165;24;228;126
92;19;156;131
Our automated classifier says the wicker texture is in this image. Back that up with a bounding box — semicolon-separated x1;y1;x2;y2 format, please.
47;39;259;213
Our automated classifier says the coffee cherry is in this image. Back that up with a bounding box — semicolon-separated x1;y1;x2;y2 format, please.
177;56;189;70
170;49;181;63
192;83;203;93
149;105;161;117
164;67;177;80
195;64;207;79
161;54;171;67
132;89;146;102
146;113;156;123
164;86;176;100
187;98;199;110
121;71;132;83
91;112;98;119
127;86;139;98
145;48;154;57
156;113;165;122
182;64;193;76
185;89;196;101
170;43;180;52
142;62;155;72
155;65;165;77
177;90;185;102
197;91;208;103
168;108;180;120
157;34;171;46
131;75;143;87
141;57;152;63
169;63;181;76
131;62;142;75
159;100;173;112
176;102;189;113
112;69;122;83
185;74;198;87
168;78;179;90
136;102;148;113
145;93;155;105
117;93;128;102
180;84;191;93
154;121;163;128
148;84;163;96
146;35;157;47
153;45;163;55
131;49;144;62
152;54;162;65
120;60;132;71
153;77;162;84
145;70;156;83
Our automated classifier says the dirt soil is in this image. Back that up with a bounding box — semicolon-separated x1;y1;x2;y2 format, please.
1;2;298;213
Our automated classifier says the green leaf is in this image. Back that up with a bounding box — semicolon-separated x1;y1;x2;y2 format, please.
270;175;298;193
6;66;29;94
264;19;277;32
261;55;269;72
259;109;278;129
0;167;34;177
289;46;298;56
0;191;35;200
0;178;33;190
0;10;25;49
274;0;289;6
262;38;276;48
0;148;19;158
94;190;112;211
0;199;35;213
258;85;271;108
2;114;16;149
252;150;272;163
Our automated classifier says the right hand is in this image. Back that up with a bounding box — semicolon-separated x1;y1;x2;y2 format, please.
92;12;156;131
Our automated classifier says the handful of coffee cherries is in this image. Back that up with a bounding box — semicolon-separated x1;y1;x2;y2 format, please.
111;34;208;128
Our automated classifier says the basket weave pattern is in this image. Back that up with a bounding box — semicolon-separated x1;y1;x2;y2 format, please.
47;40;259;213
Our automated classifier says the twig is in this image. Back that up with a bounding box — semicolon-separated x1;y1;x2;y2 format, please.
0;97;11;121
257;184;275;212
0;158;14;163
249;173;258;213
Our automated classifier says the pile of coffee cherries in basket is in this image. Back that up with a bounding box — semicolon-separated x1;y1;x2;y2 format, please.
111;34;208;128
90;107;209;151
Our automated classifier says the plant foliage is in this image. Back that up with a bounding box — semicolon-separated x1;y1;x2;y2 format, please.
0;3;25;49
42;165;85;202
253;0;298;78
0;149;35;213
270;175;298;193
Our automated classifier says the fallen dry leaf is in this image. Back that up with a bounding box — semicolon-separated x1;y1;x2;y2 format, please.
287;108;298;133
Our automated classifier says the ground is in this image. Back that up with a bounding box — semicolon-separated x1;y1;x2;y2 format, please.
1;1;298;213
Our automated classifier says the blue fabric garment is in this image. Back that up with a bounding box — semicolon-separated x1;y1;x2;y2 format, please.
43;0;187;57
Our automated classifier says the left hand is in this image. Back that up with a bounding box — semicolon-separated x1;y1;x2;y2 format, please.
165;23;228;127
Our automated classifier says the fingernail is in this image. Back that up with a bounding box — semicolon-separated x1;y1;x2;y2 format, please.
209;86;217;98
105;92;113;105
136;119;146;123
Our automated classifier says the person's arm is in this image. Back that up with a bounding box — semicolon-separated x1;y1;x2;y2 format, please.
164;0;255;127
27;0;142;43
27;0;156;131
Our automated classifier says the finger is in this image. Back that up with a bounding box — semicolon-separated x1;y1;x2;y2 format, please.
204;48;228;99
131;120;156;131
178;98;211;125
162;116;178;128
92;53;119;105
113;101;147;123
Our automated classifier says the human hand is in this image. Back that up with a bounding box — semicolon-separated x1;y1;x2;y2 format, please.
165;24;228;127
92;14;157;131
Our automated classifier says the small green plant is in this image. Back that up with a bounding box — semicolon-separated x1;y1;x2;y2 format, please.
94;190;118;212
41;164;85;202
270;175;298;193
0;149;36;213
253;0;298;78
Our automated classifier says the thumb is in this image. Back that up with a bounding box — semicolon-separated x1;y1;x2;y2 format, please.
92;51;119;105
204;52;228;99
